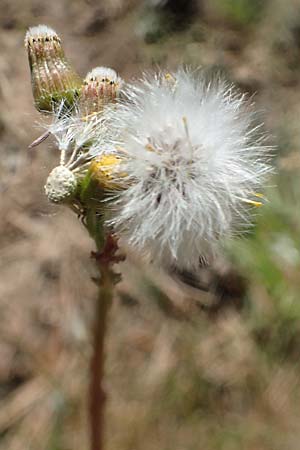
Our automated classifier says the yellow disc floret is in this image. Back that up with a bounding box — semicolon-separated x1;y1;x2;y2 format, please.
89;154;125;191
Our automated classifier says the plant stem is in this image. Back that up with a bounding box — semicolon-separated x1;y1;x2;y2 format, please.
89;234;122;450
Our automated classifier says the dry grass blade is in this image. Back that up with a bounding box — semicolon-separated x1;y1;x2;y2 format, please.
0;378;50;432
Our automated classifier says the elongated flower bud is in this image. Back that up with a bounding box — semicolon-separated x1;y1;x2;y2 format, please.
25;25;82;112
80;67;123;116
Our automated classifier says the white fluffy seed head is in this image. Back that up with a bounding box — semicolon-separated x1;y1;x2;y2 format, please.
107;69;273;270
45;166;77;203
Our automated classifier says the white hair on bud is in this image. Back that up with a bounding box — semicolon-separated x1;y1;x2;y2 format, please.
25;25;59;44
107;69;273;270
85;67;122;85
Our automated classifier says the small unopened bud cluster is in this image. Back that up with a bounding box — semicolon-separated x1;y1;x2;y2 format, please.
25;27;125;209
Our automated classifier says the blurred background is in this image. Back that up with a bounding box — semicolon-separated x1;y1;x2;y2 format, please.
1;0;300;448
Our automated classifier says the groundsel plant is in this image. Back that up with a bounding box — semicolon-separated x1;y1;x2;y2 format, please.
25;25;272;269
25;24;272;450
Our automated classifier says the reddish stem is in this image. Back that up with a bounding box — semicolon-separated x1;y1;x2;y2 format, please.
89;235;121;450
89;272;110;450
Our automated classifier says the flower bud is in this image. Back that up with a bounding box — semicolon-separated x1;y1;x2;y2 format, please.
25;25;82;112
80;67;123;116
45;166;77;203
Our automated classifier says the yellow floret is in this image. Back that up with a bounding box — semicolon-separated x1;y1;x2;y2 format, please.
89;154;124;190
